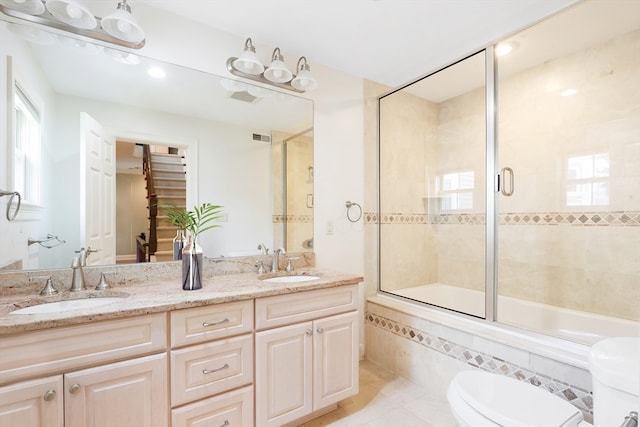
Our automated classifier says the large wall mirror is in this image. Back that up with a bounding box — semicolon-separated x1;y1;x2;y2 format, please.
0;19;314;272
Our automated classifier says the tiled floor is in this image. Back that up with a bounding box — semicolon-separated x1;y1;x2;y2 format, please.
298;359;457;427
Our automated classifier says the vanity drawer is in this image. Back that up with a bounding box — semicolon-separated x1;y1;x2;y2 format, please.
171;385;253;427
170;300;253;348
171;333;253;407
255;285;358;330
0;313;167;385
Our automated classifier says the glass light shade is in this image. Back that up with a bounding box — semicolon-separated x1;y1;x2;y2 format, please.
291;68;318;91
103;47;140;64
264;59;293;83
101;5;144;43
232;49;264;75
0;0;45;15
45;0;97;29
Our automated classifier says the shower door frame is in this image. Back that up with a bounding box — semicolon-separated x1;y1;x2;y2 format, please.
376;46;501;323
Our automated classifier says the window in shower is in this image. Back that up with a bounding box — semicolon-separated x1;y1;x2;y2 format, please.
378;51;487;318
438;171;474;211
566;153;610;207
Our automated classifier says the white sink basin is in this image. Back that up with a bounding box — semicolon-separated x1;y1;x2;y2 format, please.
262;275;320;283
11;297;125;315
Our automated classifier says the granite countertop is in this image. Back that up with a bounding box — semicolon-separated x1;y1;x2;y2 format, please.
0;268;363;335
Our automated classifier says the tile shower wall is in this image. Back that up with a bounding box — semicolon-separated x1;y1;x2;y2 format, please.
271;131;314;253
373;29;640;321
365;300;594;422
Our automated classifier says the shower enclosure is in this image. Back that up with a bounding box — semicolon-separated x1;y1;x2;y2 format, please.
378;0;639;344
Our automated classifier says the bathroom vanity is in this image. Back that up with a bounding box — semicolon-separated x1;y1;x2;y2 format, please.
0;268;362;427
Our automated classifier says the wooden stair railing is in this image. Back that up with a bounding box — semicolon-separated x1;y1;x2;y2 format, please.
142;144;158;257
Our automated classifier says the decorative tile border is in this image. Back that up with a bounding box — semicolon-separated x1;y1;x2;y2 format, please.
272;214;313;223
365;311;593;417
367;211;640;226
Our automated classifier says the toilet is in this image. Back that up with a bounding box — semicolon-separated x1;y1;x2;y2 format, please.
447;370;584;427
447;337;640;427
589;337;640;427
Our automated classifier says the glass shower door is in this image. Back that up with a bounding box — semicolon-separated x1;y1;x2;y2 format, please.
378;51;488;318
495;1;640;341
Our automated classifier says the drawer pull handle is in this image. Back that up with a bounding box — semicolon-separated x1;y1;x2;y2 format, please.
203;363;230;374
43;389;56;401
69;383;81;394
219;421;229;427
202;318;230;327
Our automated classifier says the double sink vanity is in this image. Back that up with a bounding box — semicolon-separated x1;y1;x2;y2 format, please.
0;256;363;427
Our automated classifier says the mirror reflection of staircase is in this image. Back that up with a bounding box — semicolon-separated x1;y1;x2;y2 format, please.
144;146;186;262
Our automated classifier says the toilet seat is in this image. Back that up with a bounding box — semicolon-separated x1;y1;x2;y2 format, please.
449;371;583;427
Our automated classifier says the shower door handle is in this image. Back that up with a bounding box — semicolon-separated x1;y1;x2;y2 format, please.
500;167;514;196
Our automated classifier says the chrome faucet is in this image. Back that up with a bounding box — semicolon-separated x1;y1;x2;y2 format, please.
272;248;285;272
70;255;86;292
258;243;269;255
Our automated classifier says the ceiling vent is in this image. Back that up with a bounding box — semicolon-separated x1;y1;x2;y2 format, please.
229;90;259;103
251;132;271;143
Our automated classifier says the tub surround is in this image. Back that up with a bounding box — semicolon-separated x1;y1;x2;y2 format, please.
366;297;595;422
0;253;363;334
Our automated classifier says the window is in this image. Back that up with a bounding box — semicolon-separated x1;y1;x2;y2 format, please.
566;153;609;206
13;84;41;205
437;171;474;210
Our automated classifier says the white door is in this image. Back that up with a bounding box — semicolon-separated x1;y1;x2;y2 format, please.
80;113;115;266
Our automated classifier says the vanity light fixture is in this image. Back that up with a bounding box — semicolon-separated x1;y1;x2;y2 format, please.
227;37;318;93
0;0;145;48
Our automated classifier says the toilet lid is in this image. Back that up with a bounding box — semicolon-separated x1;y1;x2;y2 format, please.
453;371;583;427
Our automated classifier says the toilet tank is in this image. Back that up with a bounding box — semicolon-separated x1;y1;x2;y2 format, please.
589;337;639;427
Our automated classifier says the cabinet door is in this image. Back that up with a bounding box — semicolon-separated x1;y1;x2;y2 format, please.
255;321;313;427
313;311;359;410
65;353;168;427
0;376;63;427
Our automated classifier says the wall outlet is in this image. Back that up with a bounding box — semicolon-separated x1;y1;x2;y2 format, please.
326;221;334;235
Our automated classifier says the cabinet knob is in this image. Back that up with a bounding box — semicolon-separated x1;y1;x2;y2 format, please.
69;383;81;394
306;329;313;335
316;327;324;334
219;420;229;427
43;389;56;401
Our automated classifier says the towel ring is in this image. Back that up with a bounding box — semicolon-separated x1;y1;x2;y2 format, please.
345;201;362;223
0;190;21;221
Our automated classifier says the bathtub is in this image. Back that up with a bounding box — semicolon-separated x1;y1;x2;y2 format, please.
388;283;640;347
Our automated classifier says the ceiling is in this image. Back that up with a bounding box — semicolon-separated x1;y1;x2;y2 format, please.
136;0;581;88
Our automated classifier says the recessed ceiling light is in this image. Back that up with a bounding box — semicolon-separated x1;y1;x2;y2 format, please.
496;41;518;57
560;88;578;97
148;67;166;79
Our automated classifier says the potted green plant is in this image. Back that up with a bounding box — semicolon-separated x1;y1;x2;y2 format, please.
168;203;223;291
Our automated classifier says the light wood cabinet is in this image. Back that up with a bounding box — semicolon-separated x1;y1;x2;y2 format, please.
255;286;359;427
0;283;361;427
0;376;63;427
65;353;168;427
170;301;255;427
